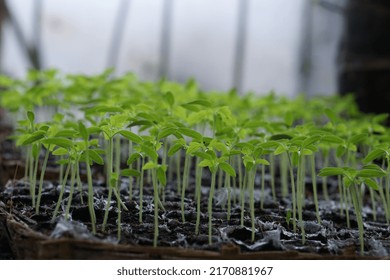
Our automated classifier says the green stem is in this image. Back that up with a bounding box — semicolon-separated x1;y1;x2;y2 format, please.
208;170;217;245
240;169;248;227
176;152;182;194
52;162;71;222
287;153;297;232
181;154;190;222
36;145;50;214
249;168;256;242
103;138;114;231
350;185;364;255
310;154;321;223
152;168;159;247
76;161;84;204
260;164;265;209
85;150;96;234
128;140;133;200
297;155;305;244
195;164;203;234
280;153;289;198
139;157;145;223
321;150;330;200
270;154;276;201
65;163;76;220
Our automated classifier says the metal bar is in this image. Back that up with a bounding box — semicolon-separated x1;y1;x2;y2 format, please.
3;0;40;70
106;0;131;71
32;0;43;69
158;0;173;79
232;0;249;94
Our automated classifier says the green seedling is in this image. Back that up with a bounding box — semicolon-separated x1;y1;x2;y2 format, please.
319;164;386;255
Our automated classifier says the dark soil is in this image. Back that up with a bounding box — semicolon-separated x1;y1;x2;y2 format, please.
1;170;390;259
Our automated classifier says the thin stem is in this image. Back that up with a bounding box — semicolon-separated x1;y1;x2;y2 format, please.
36;145;50;214
195;164;203;234
181;154;190;222
350;185;364;255
310;154;321;223
65;163;76;220
260;164;265;209
152;168;159;247
287;153;297;232
269;154;276;201
139;156;145;223
208;170;217;245
85;150;97;234
249;168;256;241
51;162;71;222
103;138;114;231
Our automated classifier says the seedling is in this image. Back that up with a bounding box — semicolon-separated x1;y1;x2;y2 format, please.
319;164;386;255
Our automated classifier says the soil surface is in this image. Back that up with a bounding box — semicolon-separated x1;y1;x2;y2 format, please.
1;170;390;259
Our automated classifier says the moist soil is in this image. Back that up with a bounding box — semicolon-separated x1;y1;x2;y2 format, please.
1;169;390;259
1;138;390;259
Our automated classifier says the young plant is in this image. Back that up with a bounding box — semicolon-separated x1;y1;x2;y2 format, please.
319;164;386;255
198;148;236;245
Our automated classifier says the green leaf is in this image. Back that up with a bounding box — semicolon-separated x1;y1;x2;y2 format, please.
142;161;158;170
318;167;345;177
180;104;200;112
56;159;69;165
178;127;203;141
22;131;46;145
185;99;212;107
209;140;228;154
291;151;299;167
302;135;321;147
274;145;287;155
301;148;313;156
32;143;40;159
198;159;212;168
284;112;294;127
52;147;68;156
270;134;293;140
127;153;141;165
357;165;387;178
140;144;158;161
41;137;73;149
118;130;143;144
255;158;270;165
27;111;35;124
343;176;353;188
164;91;175;106
78;122;89;141
157;166;167;186
363;148;385;164
363;178;379;191
350;133;368;144
324;108;338;123
193;151;213;160
55;129;78;138
168;143;184;156
219;162;236;177
187;142;202;154
336;145;346;158
321;135;344;144
88;149;104;165
157;127;177;140
121;169;141;177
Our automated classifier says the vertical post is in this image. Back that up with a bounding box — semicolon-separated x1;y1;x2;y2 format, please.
32;0;43;69
232;0;249;94
159;0;174;79
106;0;131;71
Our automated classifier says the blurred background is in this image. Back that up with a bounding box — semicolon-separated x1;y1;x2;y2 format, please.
0;0;389;111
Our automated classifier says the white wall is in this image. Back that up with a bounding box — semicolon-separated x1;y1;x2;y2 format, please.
1;0;345;97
